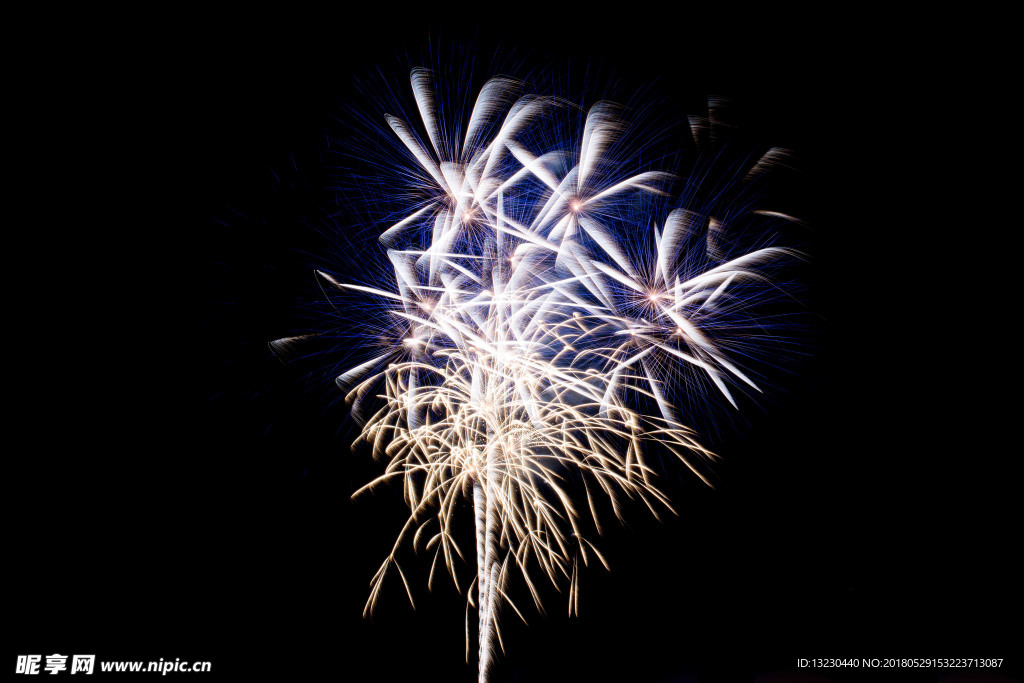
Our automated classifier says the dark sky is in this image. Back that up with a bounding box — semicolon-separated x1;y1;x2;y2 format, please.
11;8;1017;683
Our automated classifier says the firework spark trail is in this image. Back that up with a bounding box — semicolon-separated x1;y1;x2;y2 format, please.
292;69;799;681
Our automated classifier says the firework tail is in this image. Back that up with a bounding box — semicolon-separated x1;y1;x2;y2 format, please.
474;481;496;682
475;426;501;681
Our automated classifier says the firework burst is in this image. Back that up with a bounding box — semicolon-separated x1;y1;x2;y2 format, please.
279;67;801;682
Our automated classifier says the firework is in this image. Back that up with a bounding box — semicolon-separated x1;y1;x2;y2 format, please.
282;68;799;682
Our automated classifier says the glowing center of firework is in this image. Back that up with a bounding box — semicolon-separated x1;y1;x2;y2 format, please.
569;199;582;213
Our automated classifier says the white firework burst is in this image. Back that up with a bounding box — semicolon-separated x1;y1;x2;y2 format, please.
280;68;801;682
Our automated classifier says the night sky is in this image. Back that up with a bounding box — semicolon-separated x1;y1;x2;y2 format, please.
11;9;1018;682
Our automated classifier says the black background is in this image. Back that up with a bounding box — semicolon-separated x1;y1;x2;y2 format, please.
10;8;1018;683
